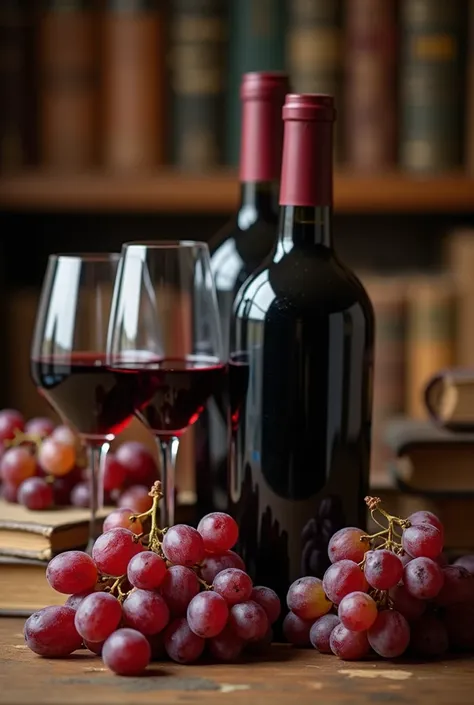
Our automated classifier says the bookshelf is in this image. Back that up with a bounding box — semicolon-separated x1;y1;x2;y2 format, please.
0;171;473;214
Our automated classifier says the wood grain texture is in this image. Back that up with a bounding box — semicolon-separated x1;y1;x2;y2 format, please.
0;618;473;705
0;170;473;214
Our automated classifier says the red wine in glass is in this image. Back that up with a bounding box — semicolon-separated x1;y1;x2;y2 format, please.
31;352;140;441
112;356;227;438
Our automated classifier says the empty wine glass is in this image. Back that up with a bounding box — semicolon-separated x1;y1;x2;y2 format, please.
107;241;225;527
30;253;133;544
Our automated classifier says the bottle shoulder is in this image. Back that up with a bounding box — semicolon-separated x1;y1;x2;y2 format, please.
234;248;374;323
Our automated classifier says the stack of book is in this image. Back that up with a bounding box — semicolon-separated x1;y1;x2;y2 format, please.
373;370;474;555
0;501;108;616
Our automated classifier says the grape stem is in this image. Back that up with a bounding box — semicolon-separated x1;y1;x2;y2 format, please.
105;575;128;602
129;481;166;553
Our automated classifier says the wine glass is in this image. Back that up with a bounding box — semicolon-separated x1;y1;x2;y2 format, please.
107;241;225;527
30;252;133;544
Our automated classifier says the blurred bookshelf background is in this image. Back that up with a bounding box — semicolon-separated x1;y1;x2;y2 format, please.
0;0;474;506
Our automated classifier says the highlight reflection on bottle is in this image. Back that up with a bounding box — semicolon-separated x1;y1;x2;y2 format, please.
229;94;374;607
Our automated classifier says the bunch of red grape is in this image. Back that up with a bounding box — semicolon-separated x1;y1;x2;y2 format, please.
284;498;474;660
23;483;280;676
0;408;158;514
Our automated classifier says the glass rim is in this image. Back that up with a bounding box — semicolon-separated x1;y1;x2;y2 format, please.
49;252;121;262
122;240;209;251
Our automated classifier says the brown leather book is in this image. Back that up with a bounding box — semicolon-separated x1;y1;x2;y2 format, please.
102;0;166;170
38;1;98;170
0;500;110;561
0;556;65;616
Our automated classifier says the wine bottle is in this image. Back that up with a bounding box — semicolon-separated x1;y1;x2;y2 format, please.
229;94;374;606
195;71;290;517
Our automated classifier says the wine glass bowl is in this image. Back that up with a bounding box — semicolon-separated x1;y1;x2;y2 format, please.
30;253;128;542
107;241;225;526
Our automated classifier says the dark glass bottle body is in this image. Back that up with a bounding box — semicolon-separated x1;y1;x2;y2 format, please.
195;181;280;516
229;203;374;605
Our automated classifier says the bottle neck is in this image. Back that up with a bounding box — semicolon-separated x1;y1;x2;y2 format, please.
239;98;285;183
239;181;279;214
277;205;332;252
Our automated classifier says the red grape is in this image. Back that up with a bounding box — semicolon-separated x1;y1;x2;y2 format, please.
51;425;78;447
323;560;367;604
364;550;403;590
228;600;269;642
453;554;474;575
65;590;97;610
103;508;143;535
164;617;205;664
74;592;122;642
0;408;24;442
103;455;126;492
403;557;444;600
250;586;281;625
328;527;369;564
115;441;158;486
310;614;340;653
187;591;228;638
160;564;200;616
24;605;82;657
368;609;410;658
197;512;239;553
162;524;205;567
123;589;169;635
208;625;245;662
282;612;312;647
410;614;449;657
70;481;90;508
52;477;72;505
389;584;426;622
338;591;378;632
402;523;443;560
330;623;370;660
200;550;245;583
443;603;474;651
102;628;151;676
118;485;153;513
25;417;55;438
212;568;253;606
127;551;167;590
38;437;76;477
407;510;444;539
1;480;18;502
287;576;332;620
47;550;98;594
18;476;54;510
434;565;474;606
0;447;36;486
92;527;144;576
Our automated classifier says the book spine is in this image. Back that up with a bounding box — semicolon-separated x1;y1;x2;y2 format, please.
225;0;286;166
445;228;474;366
102;0;166;170
38;1;98;170
344;0;397;171
362;276;406;485
170;0;227;170
0;1;36;170
406;276;456;419
288;0;343;161
467;0;474;173
400;0;465;172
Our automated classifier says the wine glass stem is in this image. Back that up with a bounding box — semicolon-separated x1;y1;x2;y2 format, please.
87;442;110;551
158;437;179;528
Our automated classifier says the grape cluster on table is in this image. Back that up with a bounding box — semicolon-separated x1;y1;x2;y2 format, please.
0;408;158;515
24;509;281;676
284;509;474;660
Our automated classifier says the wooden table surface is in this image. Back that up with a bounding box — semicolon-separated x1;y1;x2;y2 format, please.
0;618;473;705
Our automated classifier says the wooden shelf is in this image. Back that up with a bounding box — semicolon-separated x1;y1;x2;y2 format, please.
0;169;473;214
